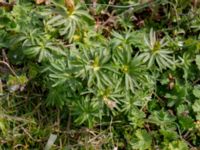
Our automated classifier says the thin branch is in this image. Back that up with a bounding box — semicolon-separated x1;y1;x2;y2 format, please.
2;49;9;63
21;127;42;142
0;61;18;77
193;78;200;85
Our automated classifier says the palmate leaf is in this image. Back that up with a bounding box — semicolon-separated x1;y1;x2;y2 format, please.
192;88;200;121
111;31;133;50
46;74;82;107
193;85;200;98
178;116;194;129
23;46;41;58
71;96;101;128
159;129;178;143
192;99;200;120
46;85;67;107
47;59;74;86
46;2;94;41
192;99;200;113
9;29;39;48
111;30;146;51
113;49;148;93
74;27;107;47
0;11;12;29
127;106;146;128
86;85;124;114
130;129;152;150
139;29;174;70
122;90;152;114
148;109;176;129
71;47;114;88
176;104;188;116
9;28;67;62
10;3;40;29
23;38;67;62
165;84;187;107
164;140;188;150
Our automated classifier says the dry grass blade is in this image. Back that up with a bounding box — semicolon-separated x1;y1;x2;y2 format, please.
45;134;57;150
0;114;36;124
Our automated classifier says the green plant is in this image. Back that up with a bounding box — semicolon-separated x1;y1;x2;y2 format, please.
1;0;200;149
139;29;174;70
44;1;94;41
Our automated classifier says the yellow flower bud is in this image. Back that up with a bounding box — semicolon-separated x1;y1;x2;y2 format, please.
73;35;80;41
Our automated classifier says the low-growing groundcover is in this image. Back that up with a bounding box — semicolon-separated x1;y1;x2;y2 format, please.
1;0;200;149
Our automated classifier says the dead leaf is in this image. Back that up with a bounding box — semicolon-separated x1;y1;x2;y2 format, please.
103;96;117;109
